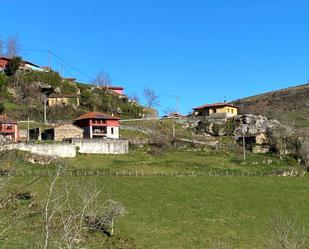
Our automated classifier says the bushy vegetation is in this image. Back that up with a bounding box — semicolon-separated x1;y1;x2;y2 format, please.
0;56;145;121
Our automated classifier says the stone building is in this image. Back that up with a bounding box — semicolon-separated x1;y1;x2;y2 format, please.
42;124;83;141
47;93;80;107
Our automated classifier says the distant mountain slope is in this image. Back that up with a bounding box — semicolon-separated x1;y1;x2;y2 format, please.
231;83;309;129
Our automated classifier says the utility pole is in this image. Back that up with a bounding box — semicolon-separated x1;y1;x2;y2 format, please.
242;126;246;161
172;96;179;138
47;50;51;68
242;132;246;160
42;95;48;124
27;117;30;142
172;119;176;138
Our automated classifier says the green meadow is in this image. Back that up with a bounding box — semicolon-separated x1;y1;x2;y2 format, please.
0;149;307;248
1;176;309;249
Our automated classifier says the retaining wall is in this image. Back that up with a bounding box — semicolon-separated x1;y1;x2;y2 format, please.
0;139;129;158
72;139;129;154
0;143;77;158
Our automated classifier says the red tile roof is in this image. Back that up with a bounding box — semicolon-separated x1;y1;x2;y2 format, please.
0;115;16;124
48;93;77;98
0;57;40;68
75;112;120;121
193;102;238;110
100;86;124;90
0;57;11;61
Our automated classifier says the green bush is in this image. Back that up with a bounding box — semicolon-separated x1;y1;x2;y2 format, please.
224;118;239;136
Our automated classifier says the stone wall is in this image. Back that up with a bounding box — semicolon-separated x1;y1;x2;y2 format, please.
0;139;129;158
0;143;77;158
72;139;128;154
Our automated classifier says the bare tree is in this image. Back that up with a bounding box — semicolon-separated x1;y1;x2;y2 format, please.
93;70;112;87
143;88;159;108
42;165;64;249
129;92;140;103
0;38;4;57
299;137;309;168
39;165;126;248
266;210;307;249
6;35;21;58
164;106;177;117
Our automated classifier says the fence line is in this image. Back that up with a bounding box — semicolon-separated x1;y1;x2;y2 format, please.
6;168;302;178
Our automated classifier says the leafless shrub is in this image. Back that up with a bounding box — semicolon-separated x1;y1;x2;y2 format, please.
6;34;21;58
39;165;126;248
93;70;112;87
298;137;309;169
84;199;126;237
266;210;307;249
143;88;159;108
0;38;4;56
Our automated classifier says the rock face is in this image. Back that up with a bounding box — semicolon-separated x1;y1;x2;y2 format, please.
233;114;280;137
195;114;297;154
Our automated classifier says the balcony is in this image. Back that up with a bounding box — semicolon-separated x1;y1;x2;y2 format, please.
0;125;14;133
92;127;107;136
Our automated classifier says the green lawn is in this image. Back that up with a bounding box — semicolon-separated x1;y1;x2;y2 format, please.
1;176;309;248
64;150;299;175
4;149;300;177
0;150;305;248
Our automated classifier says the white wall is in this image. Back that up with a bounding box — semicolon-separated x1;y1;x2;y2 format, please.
73;139;128;154
0;143;77;158
0;139;129;158
107;126;119;139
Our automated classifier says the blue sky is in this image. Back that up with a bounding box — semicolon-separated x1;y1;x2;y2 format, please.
2;0;309;114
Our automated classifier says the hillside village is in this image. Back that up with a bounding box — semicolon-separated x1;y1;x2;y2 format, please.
0;55;306;165
3;2;309;248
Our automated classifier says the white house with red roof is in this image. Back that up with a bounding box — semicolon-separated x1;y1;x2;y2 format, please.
0;114;18;142
0;56;44;72
73;112;120;139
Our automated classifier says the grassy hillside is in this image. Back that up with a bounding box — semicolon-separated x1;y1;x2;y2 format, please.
0;147;306;248
2;175;309;248
0;68;145;122
232;83;309;130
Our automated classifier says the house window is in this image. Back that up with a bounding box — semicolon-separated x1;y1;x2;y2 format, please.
231;109;234;114
227;108;230;113
111;127;114;134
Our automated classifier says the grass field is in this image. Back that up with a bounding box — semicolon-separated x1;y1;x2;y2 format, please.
0;149;306;248
1;175;309;249
67;149;300;175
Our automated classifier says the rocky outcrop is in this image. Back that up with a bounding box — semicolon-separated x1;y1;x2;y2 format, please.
195;114;298;154
233;114;280;137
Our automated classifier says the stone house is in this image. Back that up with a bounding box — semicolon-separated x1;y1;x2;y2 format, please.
42;124;83;141
47;93;80;107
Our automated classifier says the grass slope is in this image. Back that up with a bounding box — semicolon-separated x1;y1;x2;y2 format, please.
231;83;309;130
2;176;309;248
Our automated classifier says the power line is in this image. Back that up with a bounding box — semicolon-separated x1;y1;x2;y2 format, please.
48;51;94;80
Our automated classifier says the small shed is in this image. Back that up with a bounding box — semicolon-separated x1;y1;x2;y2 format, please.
42;124;83;141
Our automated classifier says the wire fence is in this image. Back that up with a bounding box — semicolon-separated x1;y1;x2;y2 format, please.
9;168;304;178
